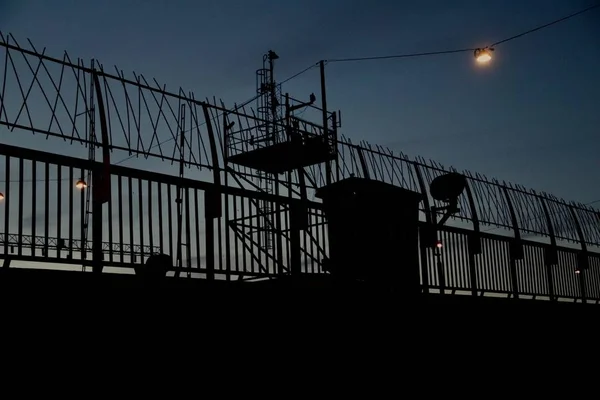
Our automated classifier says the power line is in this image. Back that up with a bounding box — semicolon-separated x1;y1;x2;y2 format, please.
326;48;476;64
279;3;600;68
490;3;600;47
279;63;319;85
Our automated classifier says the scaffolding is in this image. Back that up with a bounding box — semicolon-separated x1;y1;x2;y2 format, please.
254;51;281;250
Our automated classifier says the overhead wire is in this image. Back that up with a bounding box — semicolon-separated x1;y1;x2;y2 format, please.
490;3;600;47
279;63;319;85
277;3;600;73
325;48;476;64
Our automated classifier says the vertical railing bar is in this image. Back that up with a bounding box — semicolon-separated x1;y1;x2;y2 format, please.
463;234;472;291
452;232;459;289
249;197;255;275
473;237;481;291
128;176;134;264
17;157;23;256
118;175;124;262
232;195;239;274
4;156;9;256
449;232;457;288
419;227;429;293
460;233;468;290
285;205;291;272
148;180;153;253
493;240;501;293
167;183;174;263
304;219;309;274
107;172;113;263
529;246;536;295
485;238;494;293
67;165;71;259
539;246;547;296
158;182;164;253
31;160;38;258
441;230;450;288
194;188;201;271
44;162;49;257
503;240;512;294
452;231;460;289
217;192;223;274
241;196;247;274
525;246;531;295
56;164;61;259
224;192;231;280
138;179;144;263
319;208;325;273
499;239;509;294
310;212;316;274
255;200;261;273
483;238;492;292
80;167;85;260
538;247;550;296
185;187;192;273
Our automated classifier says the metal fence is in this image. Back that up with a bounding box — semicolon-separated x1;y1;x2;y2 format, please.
420;226;599;302
0;143;597;303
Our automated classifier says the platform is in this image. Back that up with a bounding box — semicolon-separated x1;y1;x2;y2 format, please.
227;137;335;174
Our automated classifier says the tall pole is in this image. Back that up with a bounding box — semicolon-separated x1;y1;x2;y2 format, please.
320;60;331;186
176;104;185;277
269;51;284;275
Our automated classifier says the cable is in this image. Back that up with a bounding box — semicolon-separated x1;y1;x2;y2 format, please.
279;63;319;85
325;48;476;64
490;3;600;47
306;3;600;66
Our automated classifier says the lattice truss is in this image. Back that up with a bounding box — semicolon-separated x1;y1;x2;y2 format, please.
1;32;599;246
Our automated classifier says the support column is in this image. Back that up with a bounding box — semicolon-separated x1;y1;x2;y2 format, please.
464;182;481;297
569;205;588;303
289;202;305;277
538;195;557;301
92;167;104;274
320;60;331;186
205;190;220;281
502;186;522;299
414;164;434;294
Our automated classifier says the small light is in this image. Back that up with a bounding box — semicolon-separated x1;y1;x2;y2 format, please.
0;192;4;201
474;48;493;64
575;268;581;274
436;240;443;249
75;179;87;190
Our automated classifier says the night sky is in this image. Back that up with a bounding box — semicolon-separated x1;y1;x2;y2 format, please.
1;0;599;204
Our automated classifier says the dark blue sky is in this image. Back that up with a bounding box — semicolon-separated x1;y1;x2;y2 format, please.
1;0;599;203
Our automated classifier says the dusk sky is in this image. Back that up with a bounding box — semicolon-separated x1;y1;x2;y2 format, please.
1;0;599;204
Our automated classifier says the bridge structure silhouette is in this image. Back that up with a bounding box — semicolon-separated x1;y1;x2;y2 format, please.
0;32;598;305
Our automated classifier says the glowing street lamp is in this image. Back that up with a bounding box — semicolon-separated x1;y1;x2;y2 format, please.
474;48;494;64
75;179;87;190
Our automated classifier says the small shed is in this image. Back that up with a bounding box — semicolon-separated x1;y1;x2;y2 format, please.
316;177;423;294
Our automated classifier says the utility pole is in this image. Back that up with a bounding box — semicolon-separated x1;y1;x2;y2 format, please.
320;60;331;186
